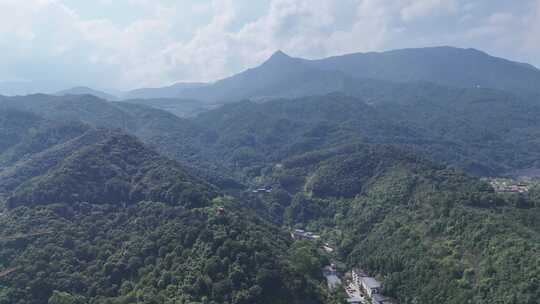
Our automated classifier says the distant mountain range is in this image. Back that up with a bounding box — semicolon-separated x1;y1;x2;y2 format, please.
6;46;540;105
122;82;209;99
127;46;540;102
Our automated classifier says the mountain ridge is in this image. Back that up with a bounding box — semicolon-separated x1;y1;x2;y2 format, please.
56;86;119;101
114;46;540;102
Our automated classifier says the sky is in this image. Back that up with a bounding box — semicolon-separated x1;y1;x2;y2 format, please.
1;0;540;93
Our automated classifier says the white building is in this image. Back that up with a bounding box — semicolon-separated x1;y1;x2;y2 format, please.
351;269;381;297
361;276;381;297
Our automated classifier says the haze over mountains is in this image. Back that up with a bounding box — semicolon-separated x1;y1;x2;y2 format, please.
5;46;540;103
1;45;540;304
16;46;536;124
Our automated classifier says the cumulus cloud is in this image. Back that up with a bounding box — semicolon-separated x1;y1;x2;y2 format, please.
1;0;539;91
400;0;457;21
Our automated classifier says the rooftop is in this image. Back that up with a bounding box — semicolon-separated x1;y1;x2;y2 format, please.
361;276;382;289
347;297;363;304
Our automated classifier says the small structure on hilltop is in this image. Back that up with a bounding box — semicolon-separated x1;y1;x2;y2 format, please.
290;229;321;241
322;243;335;253
252;186;273;194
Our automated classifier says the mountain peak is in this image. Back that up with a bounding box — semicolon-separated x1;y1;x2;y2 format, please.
263;50;293;65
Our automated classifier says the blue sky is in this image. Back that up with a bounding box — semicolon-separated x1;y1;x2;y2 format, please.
1;0;539;93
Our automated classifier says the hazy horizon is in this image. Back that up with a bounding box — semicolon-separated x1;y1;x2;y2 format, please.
2;0;540;94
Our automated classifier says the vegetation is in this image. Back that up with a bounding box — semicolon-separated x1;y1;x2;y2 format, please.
253;144;540;304
0;202;326;304
4;131;214;209
1;69;540;304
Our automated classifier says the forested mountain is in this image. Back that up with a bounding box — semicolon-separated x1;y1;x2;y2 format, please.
3;82;540;179
120;98;215;118
304;46;540;95
3;130;214;209
0;109;330;304
185;90;540;177
173;51;347;103
129;47;540;102
1;46;540;304
0;109;89;169
250;143;540;303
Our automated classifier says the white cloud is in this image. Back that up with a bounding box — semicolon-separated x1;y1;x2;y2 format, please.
521;0;540;55
1;0;540;91
400;0;457;21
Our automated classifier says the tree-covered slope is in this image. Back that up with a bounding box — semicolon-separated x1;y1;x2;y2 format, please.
0;117;328;304
0;202;327;304
3;130;214;209
4;84;540;180
338;161;540;304
253;144;540;304
0;97;240;189
0;110;89;169
188;90;540;177
1;86;539;303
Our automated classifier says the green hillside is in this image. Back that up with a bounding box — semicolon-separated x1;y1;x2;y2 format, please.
252;144;540;303
4;131;214;209
1;70;540;304
0;111;329;304
0;202;327;304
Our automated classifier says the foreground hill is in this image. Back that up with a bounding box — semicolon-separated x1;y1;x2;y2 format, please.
3;129;214;209
0;202;328;304
0;112;329;304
